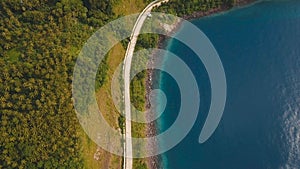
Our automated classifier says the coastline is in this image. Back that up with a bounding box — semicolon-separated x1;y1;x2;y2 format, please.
145;49;164;169
155;0;257;49
145;0;257;169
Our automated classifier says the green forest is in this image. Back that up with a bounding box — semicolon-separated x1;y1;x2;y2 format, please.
0;0;118;168
154;0;236;16
0;0;237;168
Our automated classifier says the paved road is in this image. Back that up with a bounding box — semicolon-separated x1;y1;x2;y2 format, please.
123;1;168;169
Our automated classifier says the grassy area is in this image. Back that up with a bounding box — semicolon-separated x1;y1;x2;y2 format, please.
79;1;153;168
79;129;107;169
130;67;149;169
96;43;125;130
79;42;125;169
112;0;148;15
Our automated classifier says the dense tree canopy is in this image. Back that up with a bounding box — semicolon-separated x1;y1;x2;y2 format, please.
154;0;235;16
0;0;115;168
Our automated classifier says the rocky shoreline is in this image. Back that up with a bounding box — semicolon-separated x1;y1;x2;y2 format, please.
145;48;164;169
145;0;256;169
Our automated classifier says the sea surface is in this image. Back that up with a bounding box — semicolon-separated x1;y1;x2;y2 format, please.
157;1;300;168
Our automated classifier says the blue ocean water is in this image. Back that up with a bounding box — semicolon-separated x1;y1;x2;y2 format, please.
157;1;300;169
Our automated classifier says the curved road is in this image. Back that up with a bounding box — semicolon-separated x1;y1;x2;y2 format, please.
123;1;168;169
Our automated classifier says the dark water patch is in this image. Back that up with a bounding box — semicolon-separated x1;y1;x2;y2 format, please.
158;1;300;168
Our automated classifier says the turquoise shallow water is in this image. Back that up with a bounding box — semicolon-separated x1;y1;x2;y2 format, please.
157;1;300;168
